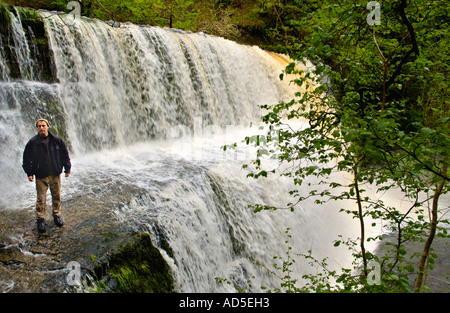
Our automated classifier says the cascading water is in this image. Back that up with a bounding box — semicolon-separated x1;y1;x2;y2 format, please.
0;6;361;292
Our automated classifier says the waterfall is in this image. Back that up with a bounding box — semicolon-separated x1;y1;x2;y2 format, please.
0;6;360;292
44;13;296;154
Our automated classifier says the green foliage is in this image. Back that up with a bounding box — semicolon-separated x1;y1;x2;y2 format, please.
1;0;320;46
3;0;205;30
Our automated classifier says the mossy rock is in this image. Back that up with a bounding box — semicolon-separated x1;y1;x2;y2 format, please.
0;3;56;82
17;6;57;82
93;232;174;293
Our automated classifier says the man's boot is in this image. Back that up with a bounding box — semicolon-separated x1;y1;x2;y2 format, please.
53;215;64;227
37;218;46;233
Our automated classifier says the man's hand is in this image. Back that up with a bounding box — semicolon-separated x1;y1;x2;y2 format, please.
28;176;34;182
65;173;70;178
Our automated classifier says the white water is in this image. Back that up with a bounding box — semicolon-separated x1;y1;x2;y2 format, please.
0;9;391;292
62;134;359;292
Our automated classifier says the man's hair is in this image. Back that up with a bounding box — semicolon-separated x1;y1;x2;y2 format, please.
36;118;50;127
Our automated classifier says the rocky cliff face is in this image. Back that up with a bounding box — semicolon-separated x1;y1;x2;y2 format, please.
0;4;56;82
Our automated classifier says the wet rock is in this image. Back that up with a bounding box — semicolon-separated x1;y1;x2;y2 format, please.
0;189;173;293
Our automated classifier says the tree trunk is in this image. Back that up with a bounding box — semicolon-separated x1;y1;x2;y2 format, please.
414;164;447;292
354;165;368;276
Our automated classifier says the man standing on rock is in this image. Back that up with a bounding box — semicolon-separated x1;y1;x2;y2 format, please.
22;118;71;233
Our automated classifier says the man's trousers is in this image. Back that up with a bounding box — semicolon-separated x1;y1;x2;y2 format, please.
35;175;62;219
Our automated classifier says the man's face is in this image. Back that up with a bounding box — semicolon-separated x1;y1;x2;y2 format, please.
37;121;49;137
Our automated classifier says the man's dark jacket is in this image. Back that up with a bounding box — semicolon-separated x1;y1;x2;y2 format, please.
22;132;71;178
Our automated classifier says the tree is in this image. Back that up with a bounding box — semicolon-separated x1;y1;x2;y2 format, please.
230;0;449;292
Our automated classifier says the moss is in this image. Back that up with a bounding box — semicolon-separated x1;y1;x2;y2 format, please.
92;232;174;293
0;3;12;30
